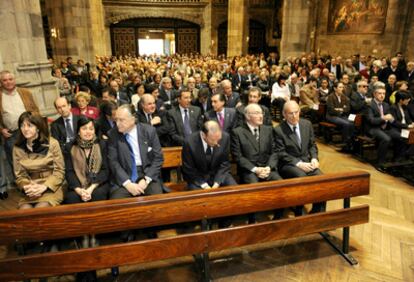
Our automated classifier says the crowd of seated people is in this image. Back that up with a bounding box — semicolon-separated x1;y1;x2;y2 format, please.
1;51;414;280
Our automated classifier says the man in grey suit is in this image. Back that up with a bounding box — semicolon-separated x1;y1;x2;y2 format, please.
51;97;79;151
205;93;237;134
232;103;282;183
168;88;203;146
108;104;163;199
221;79;241;108
274;100;324;214
182;120;236;190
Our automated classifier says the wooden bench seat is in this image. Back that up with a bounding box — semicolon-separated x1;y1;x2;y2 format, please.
162;146;187;191
0;171;370;281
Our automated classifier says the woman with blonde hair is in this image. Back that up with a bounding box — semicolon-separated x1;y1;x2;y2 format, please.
71;91;100;119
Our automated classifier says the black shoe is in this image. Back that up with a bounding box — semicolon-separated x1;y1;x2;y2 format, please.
375;165;386;173
293;206;305;216
111;267;119;277
0;192;3;200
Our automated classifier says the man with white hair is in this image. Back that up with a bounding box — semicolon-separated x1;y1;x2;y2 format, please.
231;103;281;183
0;70;39;168
274;100;325;214
380;57;406;83
159;77;177;110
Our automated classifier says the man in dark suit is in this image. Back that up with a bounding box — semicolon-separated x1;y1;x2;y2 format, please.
350;80;370;114
109;80;130;104
51;97;79;150
364;83;400;171
236;87;272;127
137;94;174;147
221;79;242;108
168;89;203;146
232;67;249;93
102;87;128;106
326;58;342;81
96;101;117;139
159;77;177;110
192;87;212;115
380;57;407;83
182;120;236;190
205;93;237;134
274;101;324;214
232;103;281;183
108;104;163;199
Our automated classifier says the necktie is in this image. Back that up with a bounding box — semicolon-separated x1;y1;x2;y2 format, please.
293;126;301;148
125;133;138;183
379;103;387;129
218;112;224;129
253;128;259;142
183;109;192;136
205;146;212;168
147;114;152;123
65;119;74;141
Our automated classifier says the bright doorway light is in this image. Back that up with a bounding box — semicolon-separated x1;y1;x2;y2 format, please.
138;39;164;55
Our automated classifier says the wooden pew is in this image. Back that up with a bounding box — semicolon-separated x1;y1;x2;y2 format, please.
0;171;370;282
162;146;187;191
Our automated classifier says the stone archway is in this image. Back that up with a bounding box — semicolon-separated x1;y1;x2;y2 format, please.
106;12;204;28
110;17;201;56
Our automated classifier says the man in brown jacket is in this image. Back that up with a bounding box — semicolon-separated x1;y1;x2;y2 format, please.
0;70;39;169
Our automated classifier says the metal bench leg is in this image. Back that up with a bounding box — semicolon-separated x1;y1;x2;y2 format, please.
200;218;211;282
320;198;358;266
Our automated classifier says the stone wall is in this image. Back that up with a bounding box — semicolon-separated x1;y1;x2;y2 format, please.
314;0;413;59
0;0;57;115
45;0;110;65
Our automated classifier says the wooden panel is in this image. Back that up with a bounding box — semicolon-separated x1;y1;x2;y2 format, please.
0;171;369;244
162;147;182;168
112;27;136;56
0;206;369;281
176;28;198;54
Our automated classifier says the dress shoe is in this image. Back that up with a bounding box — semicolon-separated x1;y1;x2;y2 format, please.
111;267;119;277
375;165;386;173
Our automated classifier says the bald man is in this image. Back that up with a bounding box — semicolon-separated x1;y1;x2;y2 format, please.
137;94;174;147
231;103;281;183
51;96;80;150
182;120;236;190
274;100;325;214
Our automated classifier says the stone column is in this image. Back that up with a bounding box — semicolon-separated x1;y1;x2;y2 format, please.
0;0;58;115
227;0;249;57
45;0;109;65
200;1;212;55
280;0;315;61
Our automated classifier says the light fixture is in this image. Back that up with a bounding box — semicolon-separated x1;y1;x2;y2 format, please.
50;28;57;38
146;35;150;39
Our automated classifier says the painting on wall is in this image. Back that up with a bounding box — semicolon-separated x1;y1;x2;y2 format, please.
328;0;388;34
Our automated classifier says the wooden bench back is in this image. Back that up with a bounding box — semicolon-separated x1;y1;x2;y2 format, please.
0;171;370;281
0;171;370;245
162;147;182;168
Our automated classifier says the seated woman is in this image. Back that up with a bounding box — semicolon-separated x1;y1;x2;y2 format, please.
64;116;110;254
390;91;414;160
64;116;110;205
71;91;100;119
326;82;355;152
13;112;65;209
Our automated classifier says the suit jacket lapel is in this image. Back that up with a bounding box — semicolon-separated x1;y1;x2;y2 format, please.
197;134;208;171
175;108;185;134
243;126;259;151
283;121;301;149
